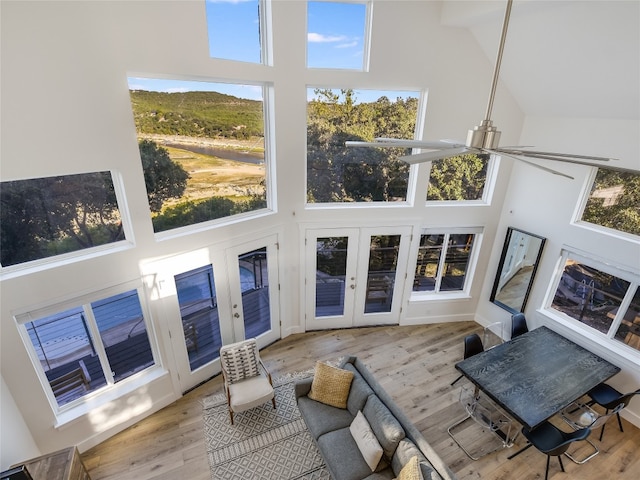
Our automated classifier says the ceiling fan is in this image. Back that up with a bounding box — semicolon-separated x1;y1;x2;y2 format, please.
346;0;621;180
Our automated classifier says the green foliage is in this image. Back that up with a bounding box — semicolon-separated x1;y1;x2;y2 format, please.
0;173;125;266
306;89;415;202
139;139;190;212
582;169;640;236
427;154;489;201
129;90;263;139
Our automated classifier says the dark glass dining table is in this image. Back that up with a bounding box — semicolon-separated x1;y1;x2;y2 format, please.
455;325;621;430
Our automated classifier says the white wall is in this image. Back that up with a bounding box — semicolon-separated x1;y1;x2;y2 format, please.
1;0;638;467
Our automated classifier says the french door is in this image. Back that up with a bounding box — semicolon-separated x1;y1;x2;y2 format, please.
151;234;280;392
304;227;411;330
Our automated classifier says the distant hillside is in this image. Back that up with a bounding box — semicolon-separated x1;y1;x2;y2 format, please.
129;90;263;139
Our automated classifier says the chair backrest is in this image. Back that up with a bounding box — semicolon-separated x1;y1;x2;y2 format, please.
547;427;591;457
463;333;484;360
511;313;528;338
590;403;625;430
220;338;261;384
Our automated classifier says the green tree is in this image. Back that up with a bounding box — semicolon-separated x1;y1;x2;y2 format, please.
582;169;640;236
427;154;489;201
139;139;190;213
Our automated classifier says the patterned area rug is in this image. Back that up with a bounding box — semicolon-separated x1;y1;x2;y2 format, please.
202;373;331;480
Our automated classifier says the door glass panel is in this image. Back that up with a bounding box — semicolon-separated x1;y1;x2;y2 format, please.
365;235;400;313
175;265;222;371
239;247;271;338
315;237;348;317
414;234;445;292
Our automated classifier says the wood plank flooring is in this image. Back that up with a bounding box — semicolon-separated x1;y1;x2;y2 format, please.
83;322;640;480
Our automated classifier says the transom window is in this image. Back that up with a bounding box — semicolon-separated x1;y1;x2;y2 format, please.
547;251;640;354
306;88;420;203
426;153;491;202
0;172;127;268
17;287;157;409
206;0;268;64
128;77;270;233
307;1;369;70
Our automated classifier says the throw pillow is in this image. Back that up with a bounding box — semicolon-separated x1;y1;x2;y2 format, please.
220;341;260;384
350;411;384;472
308;361;354;409
394;456;423;480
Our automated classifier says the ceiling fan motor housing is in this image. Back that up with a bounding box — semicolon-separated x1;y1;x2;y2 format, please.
467;119;501;149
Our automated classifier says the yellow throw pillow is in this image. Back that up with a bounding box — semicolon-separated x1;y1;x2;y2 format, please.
394;456;423;480
308;361;354;409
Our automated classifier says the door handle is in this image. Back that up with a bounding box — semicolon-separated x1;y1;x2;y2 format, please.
234;313;240;318
350;284;355;289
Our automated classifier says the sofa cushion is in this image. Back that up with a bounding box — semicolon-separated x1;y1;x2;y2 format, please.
297;395;354;439
308;362;354;409
343;363;375;415
392;439;436;480
363;395;406;459
317;427;378;480
350;411;384;472
393;456;422;480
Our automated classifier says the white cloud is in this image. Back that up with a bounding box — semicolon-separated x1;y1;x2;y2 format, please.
308;32;348;43
336;41;358;49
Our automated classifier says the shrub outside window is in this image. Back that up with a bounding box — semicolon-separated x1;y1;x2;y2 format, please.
18;288;156;408
579;169;640;237
413;230;479;294
306;88;420;203
0;172;126;268
426;153;491;202
548;252;640;353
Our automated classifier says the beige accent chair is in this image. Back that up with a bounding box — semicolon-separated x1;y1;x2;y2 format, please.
220;338;275;424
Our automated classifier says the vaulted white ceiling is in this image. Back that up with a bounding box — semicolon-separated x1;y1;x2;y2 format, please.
441;0;639;121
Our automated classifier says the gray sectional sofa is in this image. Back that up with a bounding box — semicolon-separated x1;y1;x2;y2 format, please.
295;356;457;480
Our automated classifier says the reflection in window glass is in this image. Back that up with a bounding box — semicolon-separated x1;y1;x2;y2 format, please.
413;233;475;293
0;172;125;267
315;237;348;317
551;258;640;352
581;169;640;237
307;1;367;70
306;88;419;203
206;0;263;63
128;77;268;232
22;289;155;407
364;235;400;313
426;154;490;201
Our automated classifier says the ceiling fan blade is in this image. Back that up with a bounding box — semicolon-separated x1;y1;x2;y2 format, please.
344;140;409;148
486;149;575;179
374;137;465;149
398;147;472;165
497;149;636;174
499;149;616;162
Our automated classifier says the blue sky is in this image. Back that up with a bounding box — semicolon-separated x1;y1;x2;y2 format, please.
129;1;419;104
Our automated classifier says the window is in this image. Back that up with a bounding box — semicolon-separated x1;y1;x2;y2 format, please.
579;169;640;237
426;153;491;202
413;230;479;294
306;88;420;203
307;1;369;70
0;172;127;268
206;0;268;64
18;288;156;408
128;77;270;232
547;251;640;353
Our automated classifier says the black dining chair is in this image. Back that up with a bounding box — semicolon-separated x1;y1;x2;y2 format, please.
451;333;484;386
508;422;591;480
510;313;528;338
586;382;640;441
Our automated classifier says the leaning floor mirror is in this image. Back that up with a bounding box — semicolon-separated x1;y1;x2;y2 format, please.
490;227;546;314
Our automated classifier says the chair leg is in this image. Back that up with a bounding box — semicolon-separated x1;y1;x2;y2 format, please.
272;397;276;409
616;411;624;433
229;409;234;425
544;455;550;480
558;455;565;472
451;374;463;386
507;443;532;460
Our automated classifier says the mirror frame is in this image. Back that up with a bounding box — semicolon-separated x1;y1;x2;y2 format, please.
490;227;546;314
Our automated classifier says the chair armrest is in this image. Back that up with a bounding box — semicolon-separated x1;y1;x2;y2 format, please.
294;377;313;399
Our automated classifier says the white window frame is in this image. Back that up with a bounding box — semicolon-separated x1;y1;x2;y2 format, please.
409;226;483;300
541;247;640;364
13;279;165;426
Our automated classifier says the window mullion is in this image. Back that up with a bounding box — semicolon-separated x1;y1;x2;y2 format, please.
608;283;638;338
82;305;115;385
434;234;449;292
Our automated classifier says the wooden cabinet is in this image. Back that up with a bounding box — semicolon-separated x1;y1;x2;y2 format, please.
14;447;90;480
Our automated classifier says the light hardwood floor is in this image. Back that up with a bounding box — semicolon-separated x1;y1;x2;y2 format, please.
83;322;640;479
